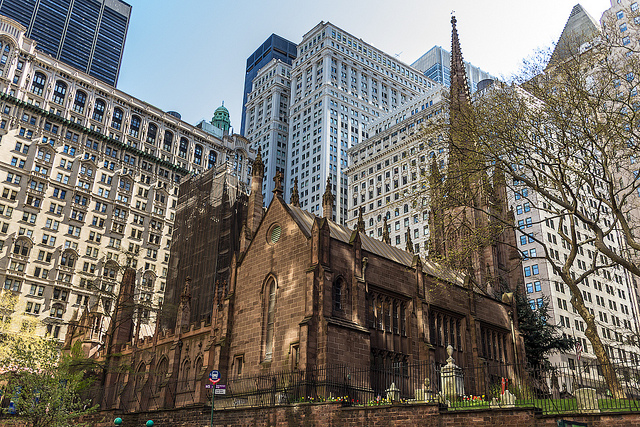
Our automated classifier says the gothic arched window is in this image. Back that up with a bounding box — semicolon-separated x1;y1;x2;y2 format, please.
333;278;343;313
263;278;277;361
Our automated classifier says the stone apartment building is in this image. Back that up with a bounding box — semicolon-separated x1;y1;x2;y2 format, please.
0;15;253;344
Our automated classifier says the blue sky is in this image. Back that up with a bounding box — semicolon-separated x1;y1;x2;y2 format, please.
116;0;611;130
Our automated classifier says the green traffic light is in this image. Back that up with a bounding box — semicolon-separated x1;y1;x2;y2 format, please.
114;418;123;425
146;421;154;427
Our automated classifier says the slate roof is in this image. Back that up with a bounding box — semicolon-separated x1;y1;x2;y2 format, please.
286;204;465;286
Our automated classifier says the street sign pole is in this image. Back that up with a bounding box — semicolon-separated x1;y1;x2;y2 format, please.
210;389;215;427
209;370;221;427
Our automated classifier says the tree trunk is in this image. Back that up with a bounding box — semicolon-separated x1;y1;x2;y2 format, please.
569;286;626;399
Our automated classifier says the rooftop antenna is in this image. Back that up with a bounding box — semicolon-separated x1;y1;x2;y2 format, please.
394;51;403;58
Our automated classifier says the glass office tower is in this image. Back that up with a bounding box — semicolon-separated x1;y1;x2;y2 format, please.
240;34;297;136
0;0;131;86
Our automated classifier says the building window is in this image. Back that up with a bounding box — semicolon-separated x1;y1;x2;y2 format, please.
208;151;217;169
194;144;203;165
93;99;105;122
0;43;9;67
155;358;168;391
50;303;64;318
13;239;30;256
178;138;189;158
73;90;87;113
147;123;157;144
129;115;141;138
163;130;173;152
111;108;123;130
60;251;76;268
31;72;46;96
52;81;67;105
333;279;343;312
264;278;277;361
234;355;244;377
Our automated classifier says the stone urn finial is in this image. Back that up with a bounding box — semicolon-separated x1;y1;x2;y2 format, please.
446;345;454;365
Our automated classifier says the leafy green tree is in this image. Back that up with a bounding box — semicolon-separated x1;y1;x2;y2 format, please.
0;291;97;427
515;291;574;369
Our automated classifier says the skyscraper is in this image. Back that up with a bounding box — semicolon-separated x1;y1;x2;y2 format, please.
0;0;131;86
411;45;495;93
286;22;435;224
240;34;297;136
244;59;292;205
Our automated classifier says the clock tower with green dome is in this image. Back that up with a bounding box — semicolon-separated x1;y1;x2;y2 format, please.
212;102;231;134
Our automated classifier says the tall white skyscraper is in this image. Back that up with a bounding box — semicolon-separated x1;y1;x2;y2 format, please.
244;59;292;205
286;22;436;223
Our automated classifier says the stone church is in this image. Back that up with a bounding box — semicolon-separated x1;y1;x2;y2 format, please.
67;17;526;411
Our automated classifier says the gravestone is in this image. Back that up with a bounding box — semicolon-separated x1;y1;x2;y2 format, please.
386;382;400;402
440;345;465;399
502;389;516;407
575;387;600;413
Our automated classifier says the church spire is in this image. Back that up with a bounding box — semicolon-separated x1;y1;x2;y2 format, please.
406;227;414;254
450;15;471;113
290;177;300;207
322;178;335;219
382;216;391;245
356;207;365;233
445;15;475;203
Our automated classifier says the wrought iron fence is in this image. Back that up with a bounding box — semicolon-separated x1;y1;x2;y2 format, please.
81;378;203;414
77;359;640;415
215;359;640;414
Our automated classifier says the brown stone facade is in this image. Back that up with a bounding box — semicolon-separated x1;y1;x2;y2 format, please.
80;182;526;411
225;194;525;378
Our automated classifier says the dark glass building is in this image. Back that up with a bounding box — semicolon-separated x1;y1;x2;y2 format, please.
0;0;131;86
240;34;296;136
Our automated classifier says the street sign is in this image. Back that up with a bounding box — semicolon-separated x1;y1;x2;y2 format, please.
209;369;222;426
209;370;221;384
215;384;226;395
205;384;214;389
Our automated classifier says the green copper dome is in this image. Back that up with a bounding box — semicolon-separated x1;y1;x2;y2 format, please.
212;102;231;133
